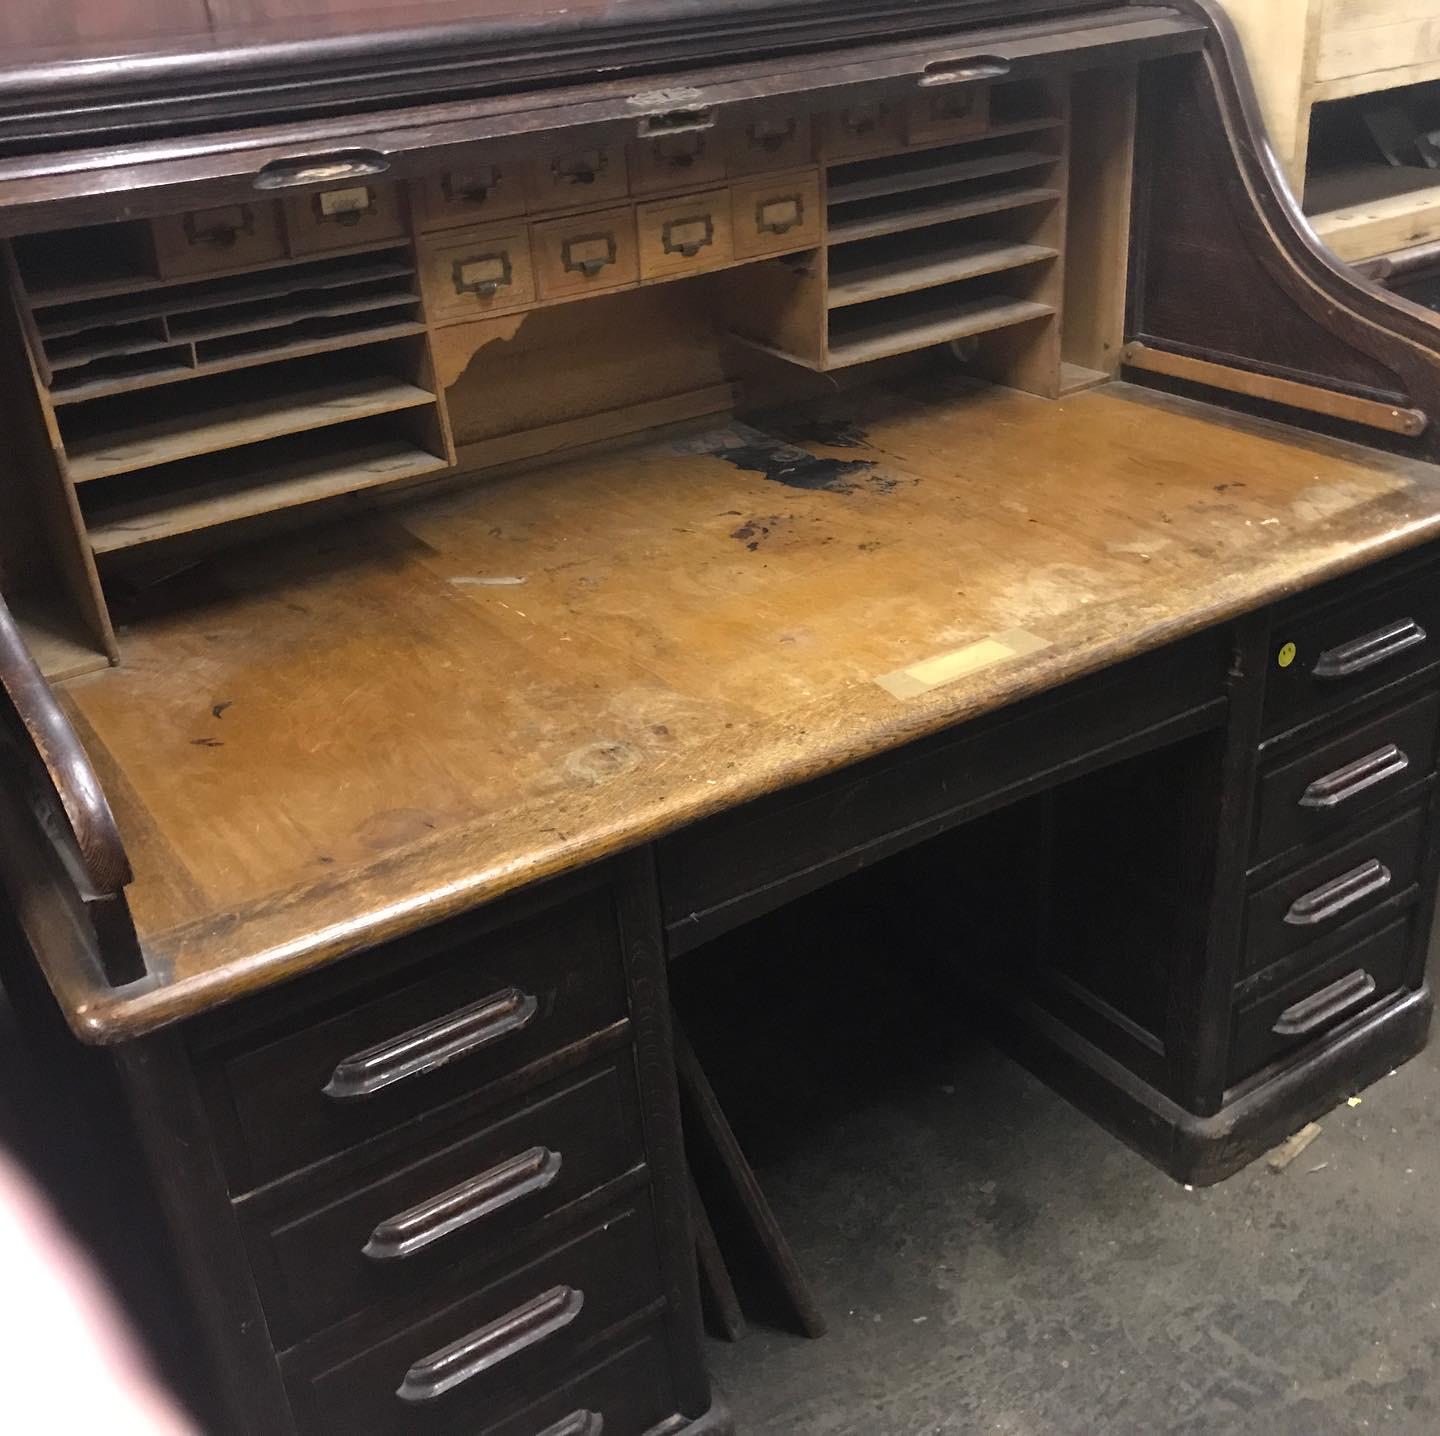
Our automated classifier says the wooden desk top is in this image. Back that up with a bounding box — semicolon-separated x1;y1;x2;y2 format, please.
48;376;1440;1039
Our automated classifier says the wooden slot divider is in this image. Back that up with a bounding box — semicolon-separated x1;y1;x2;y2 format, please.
50;321;429;406
827;185;1061;246
825;295;1055;370
827;240;1059;309
34;259;418;340
86;438;451;555
170;290;419;345
66;378;438;484
826;149;1060;207
23;239;413;311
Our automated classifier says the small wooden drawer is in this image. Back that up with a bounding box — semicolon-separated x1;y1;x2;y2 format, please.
151;201;286;278
1242;803;1427;978
636;188;734;281
284;183;408;256
531;205;640;300
630;131;728;196
283;1195;663;1434
528;140;630;213
199;885;630;1192
1231;915;1414;1082
417;150;532;231
906;85;991;146
244;1057;645;1344
1263;562;1440;736
726;113;814;175
732;168;823;260
420;222;536;323
820;101;907;161
1252;690;1440;868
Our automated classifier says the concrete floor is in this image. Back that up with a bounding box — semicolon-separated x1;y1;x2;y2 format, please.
702;1019;1440;1436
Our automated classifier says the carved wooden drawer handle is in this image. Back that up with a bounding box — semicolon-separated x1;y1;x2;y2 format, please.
453;253;513;298
396;1285;585;1403
756;196;803;235
184;205;254;249
323;987;539;1100
538;1411;604;1436
363;1146;563;1261
663;214;715;258
1272;968;1378;1038
1298;743;1411;810
1283;859;1392;928
563;234;619;278
1313;618;1428;681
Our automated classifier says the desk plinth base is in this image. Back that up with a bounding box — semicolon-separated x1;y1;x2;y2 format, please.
989;986;1433;1187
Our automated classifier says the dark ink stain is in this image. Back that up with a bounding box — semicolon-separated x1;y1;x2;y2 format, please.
731;516;785;551
651;724;671;737
719;440;876;493
191;737;224;748
317;855;334;865
211;701;233;720
858;540;881;553
1214;481;1246;493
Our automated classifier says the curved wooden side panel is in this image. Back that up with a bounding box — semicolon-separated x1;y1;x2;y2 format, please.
0;587;143;986
1126;0;1440;461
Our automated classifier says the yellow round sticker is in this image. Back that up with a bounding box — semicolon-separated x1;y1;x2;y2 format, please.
1277;642;1297;670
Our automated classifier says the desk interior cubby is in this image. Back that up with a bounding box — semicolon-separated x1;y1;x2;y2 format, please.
0;69;1134;680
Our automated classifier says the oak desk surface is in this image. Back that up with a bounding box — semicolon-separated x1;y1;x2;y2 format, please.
49;376;1440;1039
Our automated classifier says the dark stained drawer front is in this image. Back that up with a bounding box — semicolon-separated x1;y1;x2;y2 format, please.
1242;805;1427;978
1252;691;1440;868
246;1057;646;1344
1264;565;1440;736
285;1196;663;1435
661;634;1228;943
1231;916;1415;1083
208;888;629;1191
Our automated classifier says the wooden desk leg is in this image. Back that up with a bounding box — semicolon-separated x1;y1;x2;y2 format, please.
673;1017;827;1339
690;1173;748;1342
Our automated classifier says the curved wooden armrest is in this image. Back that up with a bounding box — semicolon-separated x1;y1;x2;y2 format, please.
0;591;130;899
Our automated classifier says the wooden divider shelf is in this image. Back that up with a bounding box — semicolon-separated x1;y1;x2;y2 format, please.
828;238;1059;309
826;292;1056;369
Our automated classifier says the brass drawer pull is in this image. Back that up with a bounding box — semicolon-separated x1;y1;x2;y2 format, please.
1298;743;1411;810
254;149;390;190
747;117;798;153
363;1146;563;1261
396;1285;584;1403
1313;618;1428;681
840;105;888;137
311;185;377;227
442;166;503;206
538;1412;604;1436
757;196;803;236
183;205;254;250
1283;859;1392;927
563;234;619;277
1272;968;1378;1038
920;55;1011;87
323;987;539;1100
663;214;715;258
553;149;608;187
453;253;513;298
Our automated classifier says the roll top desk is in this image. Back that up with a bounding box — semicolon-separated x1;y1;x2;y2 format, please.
4;2;1440;1432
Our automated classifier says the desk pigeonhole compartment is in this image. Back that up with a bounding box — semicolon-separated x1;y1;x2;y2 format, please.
1231;915;1417;1083
282;1192;663;1435
197;883;630;1192
242;1055;647;1345
1242;803;1427;979
1252;689;1440;868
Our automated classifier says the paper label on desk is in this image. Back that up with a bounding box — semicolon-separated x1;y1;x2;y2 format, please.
875;629;1050;700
